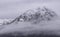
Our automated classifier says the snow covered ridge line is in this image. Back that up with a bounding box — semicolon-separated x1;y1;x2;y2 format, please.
2;7;57;25
0;19;13;25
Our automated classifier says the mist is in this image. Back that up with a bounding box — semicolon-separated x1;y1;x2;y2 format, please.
0;0;60;19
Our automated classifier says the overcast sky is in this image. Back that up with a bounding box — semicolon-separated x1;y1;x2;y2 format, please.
0;0;60;19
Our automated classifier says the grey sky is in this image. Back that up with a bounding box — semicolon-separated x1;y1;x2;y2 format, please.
0;0;60;19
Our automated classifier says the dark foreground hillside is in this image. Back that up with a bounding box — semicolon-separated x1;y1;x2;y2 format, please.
0;32;60;37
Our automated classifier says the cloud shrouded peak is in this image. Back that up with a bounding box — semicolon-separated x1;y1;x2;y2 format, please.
3;6;57;25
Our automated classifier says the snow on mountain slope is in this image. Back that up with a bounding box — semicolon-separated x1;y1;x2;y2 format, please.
0;19;13;25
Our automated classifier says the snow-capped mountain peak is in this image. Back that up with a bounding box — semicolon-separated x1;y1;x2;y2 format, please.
1;6;58;25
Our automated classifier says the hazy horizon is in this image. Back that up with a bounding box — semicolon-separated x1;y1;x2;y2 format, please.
0;0;60;19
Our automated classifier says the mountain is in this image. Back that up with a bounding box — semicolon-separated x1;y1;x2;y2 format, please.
0;7;59;37
2;7;57;25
